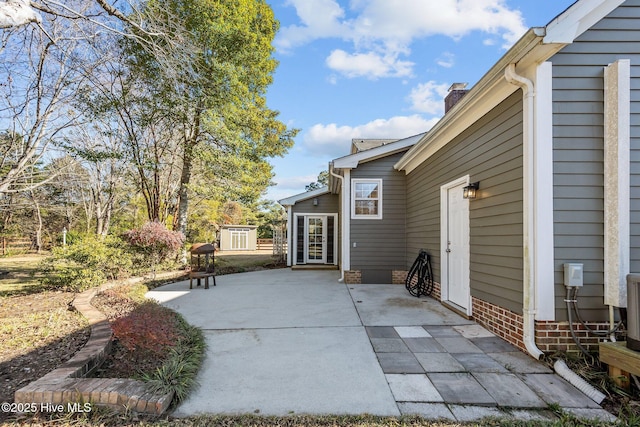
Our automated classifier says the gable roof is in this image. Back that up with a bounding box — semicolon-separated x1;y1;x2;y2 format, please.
278;186;330;207
394;0;624;173
333;132;426;169
351;139;398;154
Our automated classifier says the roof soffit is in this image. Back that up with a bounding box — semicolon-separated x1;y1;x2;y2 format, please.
544;0;625;43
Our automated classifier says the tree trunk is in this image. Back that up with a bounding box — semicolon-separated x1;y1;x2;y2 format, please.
175;110;201;266
176;141;193;237
176;108;201;238
30;191;43;253
102;200;112;236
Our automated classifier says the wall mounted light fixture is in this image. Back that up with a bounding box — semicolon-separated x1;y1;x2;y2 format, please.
463;182;479;199
313;198;318;206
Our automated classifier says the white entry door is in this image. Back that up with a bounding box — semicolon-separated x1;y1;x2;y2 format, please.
306;216;326;263
441;179;471;313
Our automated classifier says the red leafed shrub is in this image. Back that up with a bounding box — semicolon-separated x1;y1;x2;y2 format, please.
123;221;184;261
110;301;179;357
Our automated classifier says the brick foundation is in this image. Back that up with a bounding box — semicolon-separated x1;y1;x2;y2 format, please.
472;297;526;352
535;320;612;353
344;270;362;284
391;270;408;285
471;296;611;354
431;281;442;300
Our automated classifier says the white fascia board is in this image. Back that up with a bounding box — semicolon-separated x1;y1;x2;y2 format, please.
278;186;330;207
544;0;625;43
333;133;425;169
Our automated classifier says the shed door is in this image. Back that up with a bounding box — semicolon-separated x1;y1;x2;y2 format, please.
442;180;471;313
230;228;249;250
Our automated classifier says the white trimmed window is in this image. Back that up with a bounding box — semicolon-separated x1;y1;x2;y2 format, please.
351;179;382;219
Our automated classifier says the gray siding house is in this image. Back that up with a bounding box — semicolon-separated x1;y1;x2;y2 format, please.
280;0;637;357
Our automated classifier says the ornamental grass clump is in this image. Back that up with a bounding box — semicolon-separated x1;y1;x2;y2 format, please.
124;221;185;278
142;313;206;404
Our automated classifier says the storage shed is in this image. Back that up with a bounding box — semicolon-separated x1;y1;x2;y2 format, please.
219;225;258;251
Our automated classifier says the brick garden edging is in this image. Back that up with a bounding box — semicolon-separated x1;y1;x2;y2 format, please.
14;271;187;415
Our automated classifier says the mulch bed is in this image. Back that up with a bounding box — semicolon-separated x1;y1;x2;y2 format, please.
0;291;90;422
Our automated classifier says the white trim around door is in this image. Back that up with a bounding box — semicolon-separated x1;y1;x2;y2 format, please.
292;213;339;266
440;176;472;316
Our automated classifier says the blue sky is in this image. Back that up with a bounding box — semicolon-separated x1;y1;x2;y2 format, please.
264;0;576;202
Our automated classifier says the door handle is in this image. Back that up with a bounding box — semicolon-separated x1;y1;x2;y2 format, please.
446;248;451;253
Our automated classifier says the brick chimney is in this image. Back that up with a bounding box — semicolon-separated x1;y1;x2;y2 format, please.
445;83;468;113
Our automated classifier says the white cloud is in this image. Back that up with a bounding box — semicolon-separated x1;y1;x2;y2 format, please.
269;185;307;203
436;52;455;68
326;49;414;79
348;0;526;48
274;173;322;190
276;0;528;78
270;172;330;201
269;172;321;199
269;110;445;201
275;0;348;52
407;81;450;115
303;114;440;158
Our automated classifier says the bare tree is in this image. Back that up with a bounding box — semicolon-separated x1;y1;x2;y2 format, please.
0;7;98;194
64;122;131;236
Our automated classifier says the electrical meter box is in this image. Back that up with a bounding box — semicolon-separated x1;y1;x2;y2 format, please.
563;263;584;288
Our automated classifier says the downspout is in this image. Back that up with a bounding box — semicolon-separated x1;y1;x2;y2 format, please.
504;63;544;360
330;166;347;282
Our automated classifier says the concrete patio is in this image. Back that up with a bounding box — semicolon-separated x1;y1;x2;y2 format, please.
146;269;616;423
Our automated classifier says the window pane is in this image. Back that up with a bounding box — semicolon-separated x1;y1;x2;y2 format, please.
368;185;378;198
355;200;378;215
355;183;378;199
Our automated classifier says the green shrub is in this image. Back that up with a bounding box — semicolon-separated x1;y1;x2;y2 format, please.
39;233;134;291
63;234;133;280
40;265;106;292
